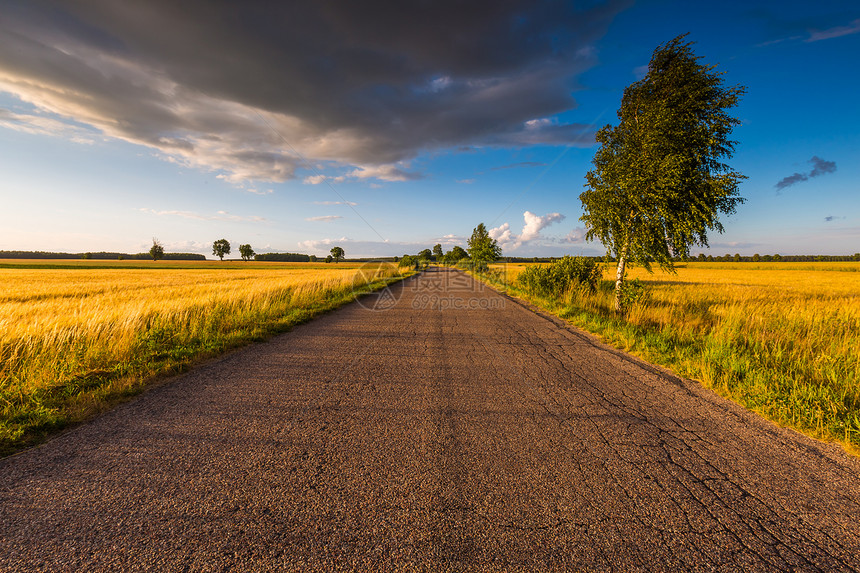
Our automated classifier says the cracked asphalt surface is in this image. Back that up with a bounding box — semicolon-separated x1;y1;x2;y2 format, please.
2;267;860;571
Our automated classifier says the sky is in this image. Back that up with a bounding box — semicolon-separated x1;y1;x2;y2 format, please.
0;0;858;259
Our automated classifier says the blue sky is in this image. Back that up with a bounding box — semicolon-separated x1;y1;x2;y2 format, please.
0;1;857;258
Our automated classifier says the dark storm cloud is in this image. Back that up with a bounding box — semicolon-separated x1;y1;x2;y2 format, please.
809;156;836;177
775;172;809;191
0;0;628;183
775;156;837;192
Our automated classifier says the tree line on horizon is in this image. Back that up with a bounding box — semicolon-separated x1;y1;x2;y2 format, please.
0;250;205;261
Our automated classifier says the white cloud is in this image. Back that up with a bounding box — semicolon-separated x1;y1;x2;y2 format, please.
0;108;97;144
139;208;265;222
347;164;422;182
524;118;553;130
303;164;420;185
155;239;212;253
563;227;586;243
457;178;476;184
489;222;514;247
438;234;466;244
520;211;565;244
297;237;350;251
314;200;357;206
305;215;343;222
807;19;860;42
304;174;346;185
490;211;566;250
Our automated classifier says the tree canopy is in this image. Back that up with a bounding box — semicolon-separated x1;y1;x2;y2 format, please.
580;35;746;312
239;244;255;261
149;238;164;262
448;246;468;261
330;246;345;262
212;239;231;260
467;223;502;270
432;244;443;260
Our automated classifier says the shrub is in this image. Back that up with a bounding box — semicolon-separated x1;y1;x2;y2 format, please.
517;256;602;298
398;255;419;270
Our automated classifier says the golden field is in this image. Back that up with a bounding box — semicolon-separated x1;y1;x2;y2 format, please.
492;261;860;452
0;260;406;454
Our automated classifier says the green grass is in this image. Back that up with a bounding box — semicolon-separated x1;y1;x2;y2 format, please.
1;265;412;457
472;263;860;456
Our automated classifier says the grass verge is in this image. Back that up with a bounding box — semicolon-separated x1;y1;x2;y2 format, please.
1;264;413;457
471;262;860;456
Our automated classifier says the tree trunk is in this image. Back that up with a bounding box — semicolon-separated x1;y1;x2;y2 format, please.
614;246;628;314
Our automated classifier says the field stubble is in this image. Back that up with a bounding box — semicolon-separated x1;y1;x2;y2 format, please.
490;261;860;453
0;261;408;455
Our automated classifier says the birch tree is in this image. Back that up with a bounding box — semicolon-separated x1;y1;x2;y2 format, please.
580;35;746;313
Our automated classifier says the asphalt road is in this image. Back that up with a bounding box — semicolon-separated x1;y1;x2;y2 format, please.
2;267;860;571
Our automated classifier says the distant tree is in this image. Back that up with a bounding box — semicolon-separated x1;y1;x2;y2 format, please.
733;253;741;262
467;223;502;271
444;245;469;264
81;252;92;260
773;254;782;262
330;246;345;262
399;255;418;270
239;244;255;261
212;239;231;260
417;248;432;260
117;255;125;261
752;253;761;262
149;238;165;262
432;244;443;260
393;256;399;263
309;254;318;262
580;35;745;313
451;246;468;260
325;254;333;263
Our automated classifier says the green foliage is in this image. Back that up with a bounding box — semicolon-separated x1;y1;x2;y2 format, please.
0;250;204;260
398;255;417;269
580;35;746;312
619;278;646;308
255;252;311;262
325;255;333;263
517;256;602;298
467;223;501;271
443;246;469;265
432;244;443;260
239;244;255;261
212;239;231;260
309;255;318;262
417;248;432;260
330;246;345;262
149;239;164;262
81;252;91;260
398;255;429;270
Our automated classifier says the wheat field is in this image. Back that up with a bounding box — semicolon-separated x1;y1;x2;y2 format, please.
493;261;860;452
0;260;405;454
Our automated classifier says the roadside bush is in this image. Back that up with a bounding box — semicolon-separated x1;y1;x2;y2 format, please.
458;259;492;273
399;255;423;270
517;256;602;298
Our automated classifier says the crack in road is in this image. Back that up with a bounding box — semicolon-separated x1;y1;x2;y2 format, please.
1;267;859;571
